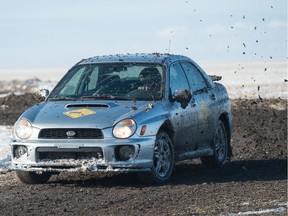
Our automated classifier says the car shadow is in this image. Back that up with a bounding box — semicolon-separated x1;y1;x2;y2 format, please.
50;159;287;187
172;159;287;185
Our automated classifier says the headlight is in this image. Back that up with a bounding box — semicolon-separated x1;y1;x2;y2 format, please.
113;119;136;139
15;119;33;139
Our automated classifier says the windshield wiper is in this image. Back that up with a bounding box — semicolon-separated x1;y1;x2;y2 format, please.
48;97;76;101
81;95;133;101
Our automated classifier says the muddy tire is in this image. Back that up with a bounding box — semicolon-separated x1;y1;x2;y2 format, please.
16;171;52;184
138;131;174;184
201;120;230;168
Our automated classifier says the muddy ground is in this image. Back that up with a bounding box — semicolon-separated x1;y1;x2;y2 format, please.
0;94;287;215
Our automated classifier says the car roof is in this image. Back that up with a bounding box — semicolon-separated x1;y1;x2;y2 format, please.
78;53;192;65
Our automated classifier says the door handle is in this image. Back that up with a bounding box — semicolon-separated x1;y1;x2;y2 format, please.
191;98;196;107
211;94;216;100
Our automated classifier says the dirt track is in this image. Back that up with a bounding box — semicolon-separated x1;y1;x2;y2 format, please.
0;94;287;215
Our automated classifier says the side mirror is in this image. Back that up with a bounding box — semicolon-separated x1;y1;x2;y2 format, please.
173;89;192;109
35;89;49;102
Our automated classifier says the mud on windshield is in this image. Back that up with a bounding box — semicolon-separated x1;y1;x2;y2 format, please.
49;63;164;101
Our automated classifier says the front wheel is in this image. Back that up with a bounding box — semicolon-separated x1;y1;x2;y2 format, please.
201;120;230;168
16;171;52;184
138;131;174;184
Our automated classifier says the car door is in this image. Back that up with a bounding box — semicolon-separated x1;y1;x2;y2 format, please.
180;61;214;148
169;62;201;154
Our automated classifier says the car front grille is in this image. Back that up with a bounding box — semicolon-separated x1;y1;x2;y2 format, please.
38;128;104;139
37;147;103;161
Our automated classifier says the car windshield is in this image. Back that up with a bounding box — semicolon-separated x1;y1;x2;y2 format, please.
49;63;164;101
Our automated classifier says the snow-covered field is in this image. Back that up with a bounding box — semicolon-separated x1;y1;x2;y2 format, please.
0;60;287;171
0;126;12;171
201;60;287;99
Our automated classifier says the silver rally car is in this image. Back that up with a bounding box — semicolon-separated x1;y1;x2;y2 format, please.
11;53;232;184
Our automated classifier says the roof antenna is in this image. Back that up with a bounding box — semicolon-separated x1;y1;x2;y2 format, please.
168;39;171;53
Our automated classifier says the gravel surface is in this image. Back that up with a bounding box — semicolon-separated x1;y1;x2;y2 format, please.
0;94;287;215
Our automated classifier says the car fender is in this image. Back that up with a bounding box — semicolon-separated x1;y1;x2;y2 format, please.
133;102;173;138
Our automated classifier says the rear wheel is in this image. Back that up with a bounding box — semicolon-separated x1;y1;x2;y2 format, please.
138;131;174;184
201;120;229;168
16;171;52;184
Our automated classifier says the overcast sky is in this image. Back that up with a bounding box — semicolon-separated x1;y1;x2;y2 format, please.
0;0;286;69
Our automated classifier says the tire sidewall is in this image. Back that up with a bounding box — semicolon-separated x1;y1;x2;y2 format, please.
213;120;229;167
150;131;175;183
16;171;51;184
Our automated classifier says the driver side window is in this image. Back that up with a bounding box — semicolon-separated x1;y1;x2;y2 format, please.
169;62;190;94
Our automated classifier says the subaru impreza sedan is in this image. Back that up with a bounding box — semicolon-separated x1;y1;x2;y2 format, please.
11;53;232;184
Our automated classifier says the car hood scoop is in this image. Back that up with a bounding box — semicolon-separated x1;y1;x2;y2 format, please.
65;103;110;108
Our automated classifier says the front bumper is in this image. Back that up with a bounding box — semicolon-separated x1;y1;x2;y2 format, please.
11;136;155;173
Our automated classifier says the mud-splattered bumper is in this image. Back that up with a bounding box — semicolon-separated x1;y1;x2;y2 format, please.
10;137;155;173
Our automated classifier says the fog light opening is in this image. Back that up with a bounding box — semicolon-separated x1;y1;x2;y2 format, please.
116;145;135;161
14;146;28;159
140;125;147;136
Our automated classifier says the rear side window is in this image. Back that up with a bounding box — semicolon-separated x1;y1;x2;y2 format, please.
181;62;207;93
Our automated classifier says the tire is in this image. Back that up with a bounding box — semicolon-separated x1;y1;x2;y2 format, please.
16;171;52;184
201;120;230;168
138;131;174;184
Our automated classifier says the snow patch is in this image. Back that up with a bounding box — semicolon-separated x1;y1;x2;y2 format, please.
225;205;287;215
0;126;12;172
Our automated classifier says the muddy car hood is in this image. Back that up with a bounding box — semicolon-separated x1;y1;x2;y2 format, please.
20;100;151;129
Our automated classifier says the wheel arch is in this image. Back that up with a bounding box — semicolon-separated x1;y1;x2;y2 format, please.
219;112;232;157
158;120;176;146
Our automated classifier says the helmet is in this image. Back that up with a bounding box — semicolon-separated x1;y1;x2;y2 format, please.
139;67;161;89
